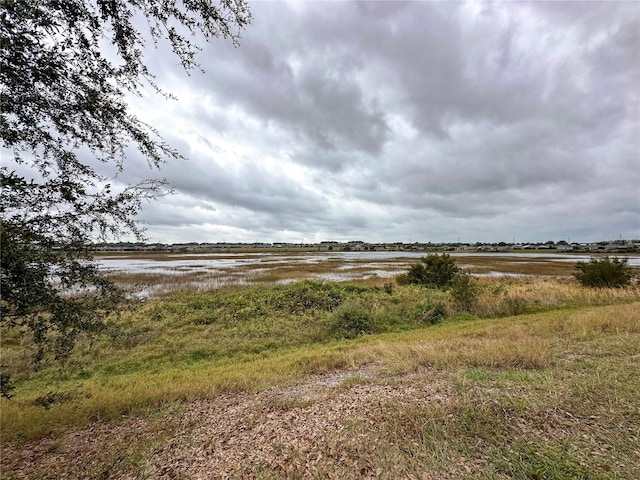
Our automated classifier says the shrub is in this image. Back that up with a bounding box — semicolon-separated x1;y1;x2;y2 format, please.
396;253;459;289
383;282;394;295
414;302;447;325
450;272;480;312
574;256;633;288
332;301;373;338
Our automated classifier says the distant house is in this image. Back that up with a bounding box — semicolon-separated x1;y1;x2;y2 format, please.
604;243;635;252
320;241;340;248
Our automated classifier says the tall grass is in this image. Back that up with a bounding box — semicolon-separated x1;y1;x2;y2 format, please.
2;275;639;444
463;278;640;318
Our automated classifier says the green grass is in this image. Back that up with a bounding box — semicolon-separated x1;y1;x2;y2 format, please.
1;278;640;478
0;281;441;440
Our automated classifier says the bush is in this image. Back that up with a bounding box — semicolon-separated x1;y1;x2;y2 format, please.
450;272;480;312
574;256;633;288
332;301;373;338
396;253;459;289
411;302;447;324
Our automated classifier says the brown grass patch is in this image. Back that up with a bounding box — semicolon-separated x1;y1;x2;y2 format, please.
2;302;639;478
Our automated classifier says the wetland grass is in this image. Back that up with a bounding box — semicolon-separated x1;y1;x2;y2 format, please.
99;251;639;298
2;299;639;479
2;277;639;443
2;253;640;478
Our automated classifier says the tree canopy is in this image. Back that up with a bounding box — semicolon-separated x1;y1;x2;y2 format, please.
0;0;251;381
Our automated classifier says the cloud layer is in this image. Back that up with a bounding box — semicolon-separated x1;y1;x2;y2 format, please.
121;0;639;243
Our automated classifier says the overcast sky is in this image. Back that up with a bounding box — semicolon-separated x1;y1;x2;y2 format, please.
121;0;639;244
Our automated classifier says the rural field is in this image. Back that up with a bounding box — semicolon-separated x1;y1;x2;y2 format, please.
2;252;640;479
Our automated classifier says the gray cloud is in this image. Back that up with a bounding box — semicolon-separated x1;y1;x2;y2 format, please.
120;0;639;243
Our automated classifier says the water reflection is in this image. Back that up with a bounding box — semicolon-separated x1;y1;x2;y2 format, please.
98;251;639;297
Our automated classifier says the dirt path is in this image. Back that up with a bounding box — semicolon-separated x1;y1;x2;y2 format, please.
2;367;453;479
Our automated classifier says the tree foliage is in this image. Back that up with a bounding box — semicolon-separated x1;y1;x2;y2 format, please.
574;256;633;288
0;0;251;374
396;253;460;289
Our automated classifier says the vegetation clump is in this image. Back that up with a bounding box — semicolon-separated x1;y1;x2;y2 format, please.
412;302;447;324
331;301;374;338
271;281;346;313
574;256;633;288
33;390;78;410
396;253;460;289
450;272;480;313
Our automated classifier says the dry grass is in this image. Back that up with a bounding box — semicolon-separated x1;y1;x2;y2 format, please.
2;252;640;477
1;289;638;440
469;277;640;318
2;301;639;478
458;255;578;276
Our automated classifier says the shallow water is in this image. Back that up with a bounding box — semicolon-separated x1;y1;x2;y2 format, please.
97;251;640;297
98;251;640;272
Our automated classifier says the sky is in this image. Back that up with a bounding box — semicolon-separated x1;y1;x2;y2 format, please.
120;0;639;244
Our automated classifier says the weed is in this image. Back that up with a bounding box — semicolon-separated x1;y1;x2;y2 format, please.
504;293;528;316
332;301;373;338
0;373;15;400
411;302;446;324
33;390;77;409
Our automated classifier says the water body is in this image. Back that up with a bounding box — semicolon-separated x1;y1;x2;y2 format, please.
98;251;640;273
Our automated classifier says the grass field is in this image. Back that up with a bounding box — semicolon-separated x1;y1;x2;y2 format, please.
1;255;639;478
